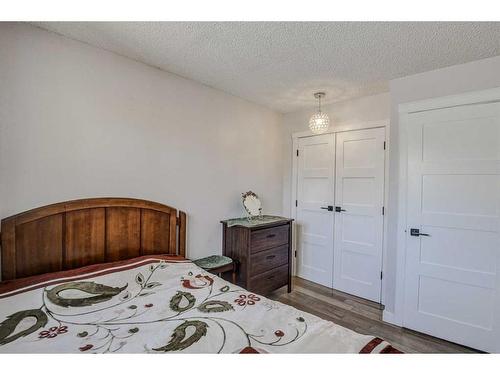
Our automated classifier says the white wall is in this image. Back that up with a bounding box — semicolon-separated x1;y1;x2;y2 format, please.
0;23;284;264
384;55;500;318
281;92;391;218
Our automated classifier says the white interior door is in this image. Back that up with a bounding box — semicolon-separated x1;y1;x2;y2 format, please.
333;128;385;302
296;134;335;287
404;102;500;352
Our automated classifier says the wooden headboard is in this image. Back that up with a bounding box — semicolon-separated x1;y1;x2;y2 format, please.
0;198;187;281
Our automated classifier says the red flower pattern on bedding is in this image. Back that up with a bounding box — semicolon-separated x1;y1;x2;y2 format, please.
237;346;268;354
274;330;284;337
38;325;68;339
181;274;214;289
234;293;260;306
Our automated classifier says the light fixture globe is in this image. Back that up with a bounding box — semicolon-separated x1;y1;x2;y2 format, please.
309;92;330;134
309;112;329;134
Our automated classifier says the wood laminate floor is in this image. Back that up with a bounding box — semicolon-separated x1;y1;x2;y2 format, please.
267;277;479;353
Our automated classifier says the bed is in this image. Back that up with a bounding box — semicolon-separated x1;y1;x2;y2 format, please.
0;198;401;353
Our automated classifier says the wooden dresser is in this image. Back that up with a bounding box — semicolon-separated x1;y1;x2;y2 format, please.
221;217;293;295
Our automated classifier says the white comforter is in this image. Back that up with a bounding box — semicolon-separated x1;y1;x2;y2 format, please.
0;256;400;353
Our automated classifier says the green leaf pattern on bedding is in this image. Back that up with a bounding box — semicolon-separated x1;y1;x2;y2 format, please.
0;309;48;345
0;260;308;353
46;281;127;308
169;291;196;312
153;320;208;352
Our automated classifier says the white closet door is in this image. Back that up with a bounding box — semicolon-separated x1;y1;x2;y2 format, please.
404;102;500;352
333;128;385;302
296;134;335;287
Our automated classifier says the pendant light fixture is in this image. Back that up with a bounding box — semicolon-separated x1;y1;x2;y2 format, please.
309;92;329;134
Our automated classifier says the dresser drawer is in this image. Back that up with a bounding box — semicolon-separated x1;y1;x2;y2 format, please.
248;264;288;295
250;245;289;274
250;225;289;254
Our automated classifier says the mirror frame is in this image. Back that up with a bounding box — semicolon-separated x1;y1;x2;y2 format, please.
241;191;262;217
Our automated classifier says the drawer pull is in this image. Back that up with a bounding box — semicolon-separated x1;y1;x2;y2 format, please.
266;234;276;238
266;255;276;260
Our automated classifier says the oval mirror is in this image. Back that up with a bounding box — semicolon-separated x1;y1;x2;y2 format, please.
242;191;262;217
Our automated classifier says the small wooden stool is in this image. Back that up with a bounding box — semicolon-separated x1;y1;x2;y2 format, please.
193;255;237;284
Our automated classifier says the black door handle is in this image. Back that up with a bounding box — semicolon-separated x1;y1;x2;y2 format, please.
335;206;346;213
320;205;334;211
410;228;430;237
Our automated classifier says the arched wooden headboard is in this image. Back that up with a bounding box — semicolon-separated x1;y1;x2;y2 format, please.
0;198;187;280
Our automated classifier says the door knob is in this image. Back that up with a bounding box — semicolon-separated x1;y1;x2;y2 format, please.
320;205;334;211
335;206;346;213
410;228;430;237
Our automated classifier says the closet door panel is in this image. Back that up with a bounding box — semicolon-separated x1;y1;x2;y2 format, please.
333;128;385;302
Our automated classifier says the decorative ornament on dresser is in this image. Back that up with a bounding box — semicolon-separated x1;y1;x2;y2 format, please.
309;92;330;134
241;191;262;221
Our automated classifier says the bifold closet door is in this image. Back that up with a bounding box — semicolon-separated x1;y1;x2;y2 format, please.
296;133;335;288
332;128;385;302
404;102;500;353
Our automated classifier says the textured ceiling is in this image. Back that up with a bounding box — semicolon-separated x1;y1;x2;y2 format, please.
32;22;500;113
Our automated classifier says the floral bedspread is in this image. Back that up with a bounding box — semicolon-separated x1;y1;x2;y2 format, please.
0;256;401;353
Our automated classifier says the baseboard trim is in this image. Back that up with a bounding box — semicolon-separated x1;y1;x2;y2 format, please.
382;310;403;327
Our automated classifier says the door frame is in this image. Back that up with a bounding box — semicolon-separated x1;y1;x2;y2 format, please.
291;119;390;304
392;87;500;327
